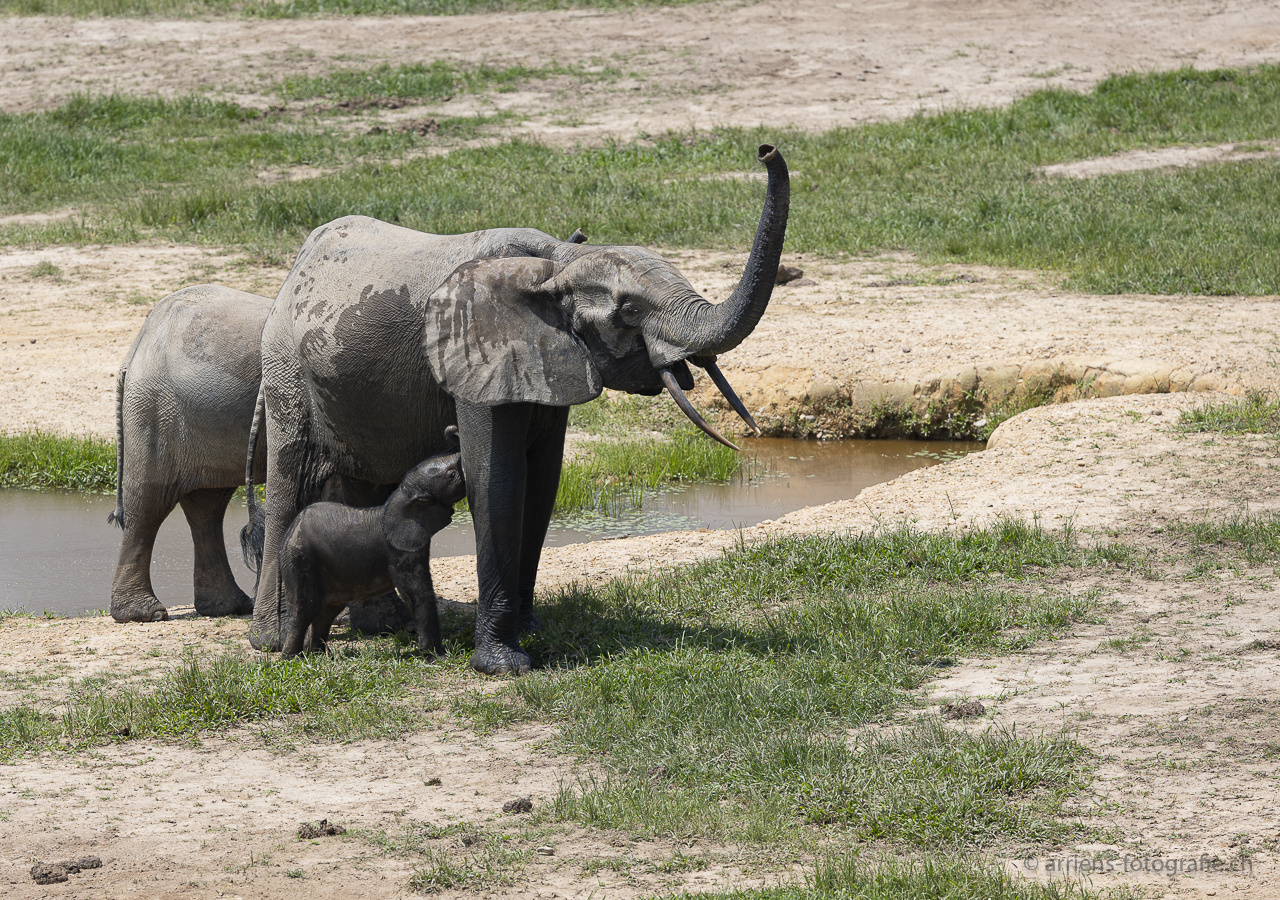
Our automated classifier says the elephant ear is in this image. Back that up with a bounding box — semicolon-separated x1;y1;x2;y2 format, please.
424;257;602;406
382;498;430;554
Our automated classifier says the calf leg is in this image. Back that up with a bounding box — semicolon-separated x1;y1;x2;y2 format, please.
181;487;254;617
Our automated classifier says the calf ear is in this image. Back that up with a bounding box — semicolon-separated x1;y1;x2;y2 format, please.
382;500;430;553
424;257;603;406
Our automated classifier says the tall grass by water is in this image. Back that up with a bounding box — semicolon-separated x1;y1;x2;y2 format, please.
0;430;115;492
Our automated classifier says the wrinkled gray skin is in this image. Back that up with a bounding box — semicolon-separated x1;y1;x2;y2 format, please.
279;442;466;658
109;285;270;623
249;144;789;675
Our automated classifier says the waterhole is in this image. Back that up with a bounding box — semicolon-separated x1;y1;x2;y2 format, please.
0;437;979;617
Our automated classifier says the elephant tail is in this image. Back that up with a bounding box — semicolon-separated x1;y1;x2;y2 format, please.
107;365;128;529
240;383;267;573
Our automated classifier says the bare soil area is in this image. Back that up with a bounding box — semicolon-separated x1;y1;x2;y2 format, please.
3;0;1280;143
4;1;1280;897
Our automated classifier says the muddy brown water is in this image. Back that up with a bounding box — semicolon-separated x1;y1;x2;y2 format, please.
0;438;979;617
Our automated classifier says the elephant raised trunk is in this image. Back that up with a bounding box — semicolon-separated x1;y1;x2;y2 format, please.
646;144;789;448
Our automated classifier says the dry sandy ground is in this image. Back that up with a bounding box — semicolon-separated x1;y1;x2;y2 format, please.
2;247;1276;438
3;0;1280;142
5;0;1280;897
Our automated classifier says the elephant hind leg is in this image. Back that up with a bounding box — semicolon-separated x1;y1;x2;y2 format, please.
181;487;254;617
110;496;171;623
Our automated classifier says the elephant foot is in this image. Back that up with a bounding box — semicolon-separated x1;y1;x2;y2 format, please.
247;626;283;653
193;587;255;618
470;640;532;676
110;593;169;624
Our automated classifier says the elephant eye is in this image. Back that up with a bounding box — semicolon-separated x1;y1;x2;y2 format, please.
619;301;642;324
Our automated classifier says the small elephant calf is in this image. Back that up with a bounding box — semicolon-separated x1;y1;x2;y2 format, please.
278;441;466;658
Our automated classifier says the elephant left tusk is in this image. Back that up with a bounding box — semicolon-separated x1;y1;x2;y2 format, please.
659;367;740;451
697;359;761;435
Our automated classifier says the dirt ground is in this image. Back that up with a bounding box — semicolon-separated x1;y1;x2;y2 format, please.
4;1;1280;897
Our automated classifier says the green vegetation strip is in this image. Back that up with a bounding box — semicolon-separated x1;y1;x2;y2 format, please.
0;0;705;18
0;640;439;759
677;854;1093;900
0;417;735;510
8;67;1280;292
0;430;115;492
456;521;1116;845
277;59;620;103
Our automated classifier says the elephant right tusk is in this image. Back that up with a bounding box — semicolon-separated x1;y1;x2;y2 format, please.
659;367;740;451
696;358;761;435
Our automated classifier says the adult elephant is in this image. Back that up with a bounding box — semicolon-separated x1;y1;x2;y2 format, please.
110;285;270;622
250;144;788;674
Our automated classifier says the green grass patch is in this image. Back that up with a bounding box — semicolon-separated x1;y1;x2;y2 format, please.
677;853;1096;900
0;639;444;759
277;59;620;104
0;0;707;16
1178;390;1280;434
1167;510;1280;565
457;520;1103;845
0;430;115;492
11;67;1280;291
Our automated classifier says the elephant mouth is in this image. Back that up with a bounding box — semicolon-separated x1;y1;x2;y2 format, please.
659;356;759;452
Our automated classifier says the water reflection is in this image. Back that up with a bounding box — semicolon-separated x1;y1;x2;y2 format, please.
0;437;980;617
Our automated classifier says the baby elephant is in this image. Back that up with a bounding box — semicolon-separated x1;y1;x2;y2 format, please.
278;440;466;658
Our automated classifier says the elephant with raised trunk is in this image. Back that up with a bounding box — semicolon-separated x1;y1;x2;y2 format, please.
249;144;788;674
109;285;270;622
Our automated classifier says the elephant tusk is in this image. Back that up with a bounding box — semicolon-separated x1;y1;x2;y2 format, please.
697;358;761;435
659;367;740;451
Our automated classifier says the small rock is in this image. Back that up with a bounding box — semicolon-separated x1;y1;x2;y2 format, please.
30;864;68;885
55;856;101;873
902;346;911;353
535;846;555;855
502;796;533;814
398;118;438;136
789;278;816;287
775;264;805;285
941;700;986;719
298;819;346;839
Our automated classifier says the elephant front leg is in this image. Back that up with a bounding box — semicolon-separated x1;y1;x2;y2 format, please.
517;405;569;633
456;400;535;675
391;560;444;657
181;487;254;617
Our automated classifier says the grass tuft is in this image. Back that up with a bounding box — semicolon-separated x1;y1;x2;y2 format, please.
1178;390;1280;435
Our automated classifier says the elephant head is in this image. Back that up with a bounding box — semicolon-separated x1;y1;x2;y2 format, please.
381;441;467;554
423;144;789;448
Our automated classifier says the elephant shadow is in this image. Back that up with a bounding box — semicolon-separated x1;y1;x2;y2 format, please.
434;582;761;672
